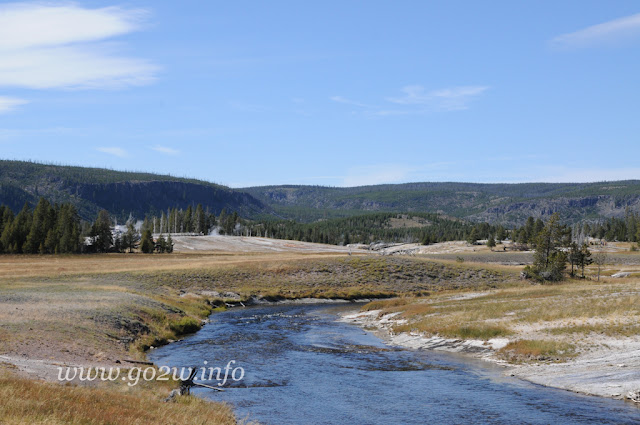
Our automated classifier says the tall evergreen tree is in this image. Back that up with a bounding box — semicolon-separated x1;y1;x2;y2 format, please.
91;210;113;253
195;204;206;234
122;222;140;253
526;213;570;281
140;229;154;253
166;234;174;253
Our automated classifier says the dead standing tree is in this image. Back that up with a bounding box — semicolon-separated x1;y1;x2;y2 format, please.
593;251;607;282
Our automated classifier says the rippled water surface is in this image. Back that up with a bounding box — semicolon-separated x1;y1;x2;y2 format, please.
150;304;640;425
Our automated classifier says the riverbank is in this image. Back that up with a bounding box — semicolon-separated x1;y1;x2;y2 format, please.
340;282;640;403
0;249;522;424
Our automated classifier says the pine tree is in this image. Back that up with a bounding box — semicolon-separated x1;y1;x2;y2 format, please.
496;226;506;243
579;243;593;278
3;203;33;253
91;210;113;253
218;209;227;235
166;234;174;253
156;234;166;253
140;229;154;253
195;204;206;234
122;222;140;253
25;198;53;253
526;214;570;281
184;205;193;233
466;227;478;245
568;242;580;276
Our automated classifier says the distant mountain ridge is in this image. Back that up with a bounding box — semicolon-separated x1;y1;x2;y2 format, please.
242;182;640;225
0;160;270;221
2;160;640;225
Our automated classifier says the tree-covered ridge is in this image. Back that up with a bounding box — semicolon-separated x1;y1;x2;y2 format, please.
4;160;640;226
0;160;226;187
245;181;640;201
244;181;640;224
0;160;270;221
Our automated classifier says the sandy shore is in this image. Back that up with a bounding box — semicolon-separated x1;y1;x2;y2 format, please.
339;308;640;403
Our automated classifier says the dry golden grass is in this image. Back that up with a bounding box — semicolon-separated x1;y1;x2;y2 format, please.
0;251;350;279
0;371;236;425
499;340;576;362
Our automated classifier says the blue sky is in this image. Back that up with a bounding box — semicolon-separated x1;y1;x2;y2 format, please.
1;1;640;187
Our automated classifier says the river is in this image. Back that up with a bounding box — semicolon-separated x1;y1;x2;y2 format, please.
150;304;640;424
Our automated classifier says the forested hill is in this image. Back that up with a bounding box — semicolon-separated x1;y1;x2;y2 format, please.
243;182;640;225
3;160;640;225
0;161;270;221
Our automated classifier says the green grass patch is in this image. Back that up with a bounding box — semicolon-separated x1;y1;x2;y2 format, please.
169;317;202;336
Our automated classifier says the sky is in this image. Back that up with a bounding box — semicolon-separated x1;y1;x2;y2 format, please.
1;1;640;187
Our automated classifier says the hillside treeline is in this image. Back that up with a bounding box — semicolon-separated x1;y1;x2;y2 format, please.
246;213;500;246
147;205;242;235
512;210;640;245
585;211;640;242
0;199;81;254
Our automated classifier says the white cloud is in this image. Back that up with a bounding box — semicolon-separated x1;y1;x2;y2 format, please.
0;3;145;50
0;3;157;90
0;96;27;113
552;13;640;48
96;146;127;157
151;145;180;155
387;85;489;111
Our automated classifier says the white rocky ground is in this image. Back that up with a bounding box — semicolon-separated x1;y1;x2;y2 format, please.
340;308;640;403
171;235;353;253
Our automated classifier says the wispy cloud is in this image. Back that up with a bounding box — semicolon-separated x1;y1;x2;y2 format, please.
96;146;127;157
387;85;489;111
0;96;27;113
552;13;640;48
332;85;489;116
329;96;372;108
0;3;158;91
151;145;180;155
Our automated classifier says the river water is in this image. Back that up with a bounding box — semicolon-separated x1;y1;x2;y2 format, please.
150;304;640;424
